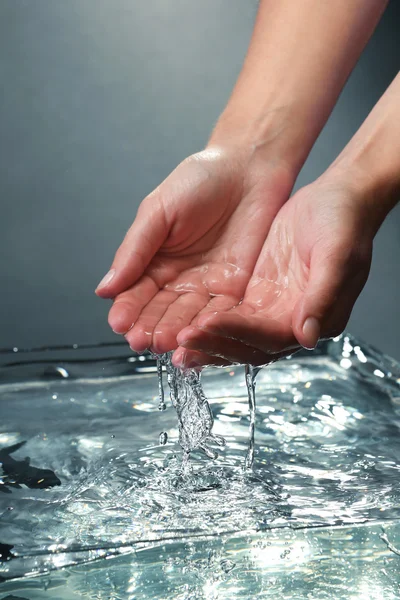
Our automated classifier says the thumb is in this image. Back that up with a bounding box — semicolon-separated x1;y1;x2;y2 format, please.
292;246;368;349
95;194;169;298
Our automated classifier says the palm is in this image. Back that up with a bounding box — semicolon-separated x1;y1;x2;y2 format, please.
177;181;373;366
103;150;293;353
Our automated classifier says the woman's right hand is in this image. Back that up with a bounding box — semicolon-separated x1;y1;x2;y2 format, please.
95;145;295;356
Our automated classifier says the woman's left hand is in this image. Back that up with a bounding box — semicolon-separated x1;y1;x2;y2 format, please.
173;174;374;368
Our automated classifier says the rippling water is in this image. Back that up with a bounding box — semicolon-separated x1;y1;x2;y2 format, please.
1;334;400;598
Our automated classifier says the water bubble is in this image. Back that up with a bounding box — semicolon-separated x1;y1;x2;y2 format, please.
159;432;168;446
220;559;236;573
54;366;69;378
200;445;218;460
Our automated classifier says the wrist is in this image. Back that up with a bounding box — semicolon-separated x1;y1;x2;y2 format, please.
208;103;308;178
322;160;397;236
323;74;400;231
203;133;297;211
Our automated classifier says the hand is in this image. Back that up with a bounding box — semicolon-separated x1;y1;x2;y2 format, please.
174;174;374;367
96;147;294;355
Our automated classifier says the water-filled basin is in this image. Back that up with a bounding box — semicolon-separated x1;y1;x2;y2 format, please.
1;335;400;599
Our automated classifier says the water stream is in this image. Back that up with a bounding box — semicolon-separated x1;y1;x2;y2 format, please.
156;353;227;466
155;354;262;468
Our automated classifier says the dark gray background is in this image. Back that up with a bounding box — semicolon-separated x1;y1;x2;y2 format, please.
0;1;399;358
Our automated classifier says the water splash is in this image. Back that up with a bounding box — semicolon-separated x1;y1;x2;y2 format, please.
156;353;226;461
156;354;260;467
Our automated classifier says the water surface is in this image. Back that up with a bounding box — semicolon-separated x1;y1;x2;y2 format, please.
1;335;400;598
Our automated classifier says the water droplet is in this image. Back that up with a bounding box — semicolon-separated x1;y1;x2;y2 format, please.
200;445;218;460
159;432;168;446
54;366;69;378
220;559;236;573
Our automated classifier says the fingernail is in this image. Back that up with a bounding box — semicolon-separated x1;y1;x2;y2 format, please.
96;269;116;290
302;317;320;350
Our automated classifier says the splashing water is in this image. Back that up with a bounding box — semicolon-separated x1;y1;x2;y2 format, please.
156;353;226;464
2;335;400;598
155;354;262;468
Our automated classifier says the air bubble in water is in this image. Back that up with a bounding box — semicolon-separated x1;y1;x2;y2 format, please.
159;432;168;446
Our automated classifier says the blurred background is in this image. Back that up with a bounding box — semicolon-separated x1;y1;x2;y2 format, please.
0;0;399;358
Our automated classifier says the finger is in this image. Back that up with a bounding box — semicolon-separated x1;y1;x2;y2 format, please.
172;346;232;369
292;246;370;349
107;275;159;334
125;289;179;352
323;265;371;338
189;293;241;325
177;326;272;366
96;194;169;298
194;311;297;354
152;293;209;354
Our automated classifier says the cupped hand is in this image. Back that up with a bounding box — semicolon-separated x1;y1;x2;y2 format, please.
175;175;374;367
96;147;294;355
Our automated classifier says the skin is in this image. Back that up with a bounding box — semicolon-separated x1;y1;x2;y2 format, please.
98;149;295;355
177;73;400;367
96;0;392;367
175;175;374;367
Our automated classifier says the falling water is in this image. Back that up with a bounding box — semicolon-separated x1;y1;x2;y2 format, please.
156;353;260;467
156;358;166;411
244;364;261;469
156;353;226;462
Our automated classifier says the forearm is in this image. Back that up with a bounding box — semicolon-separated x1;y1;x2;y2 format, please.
326;72;400;233
210;0;388;173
